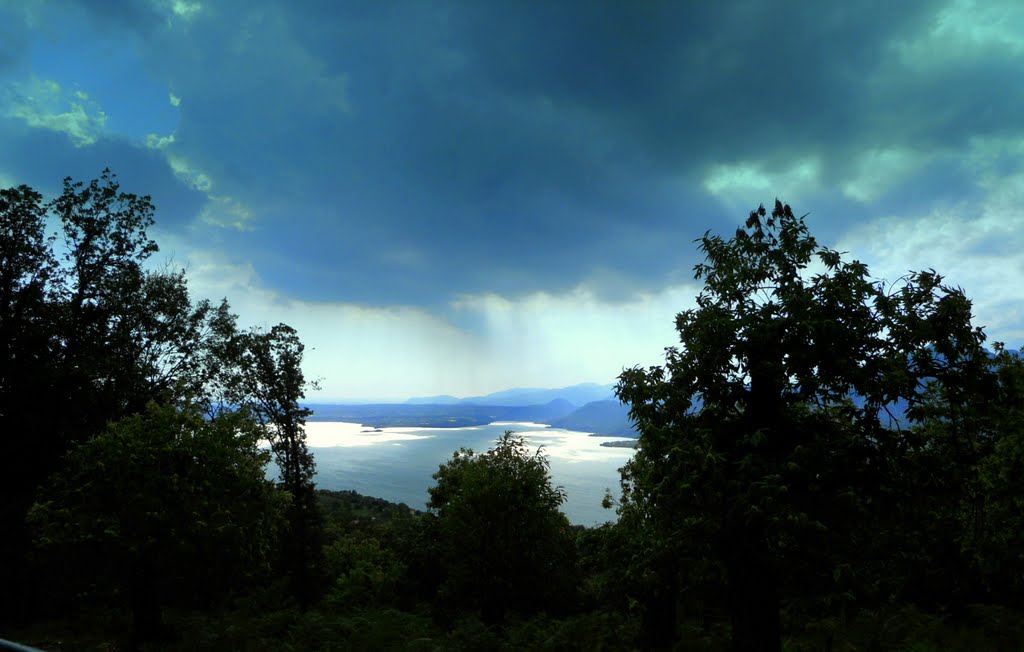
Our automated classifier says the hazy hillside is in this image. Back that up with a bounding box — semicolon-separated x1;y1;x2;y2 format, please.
457;382;615;407
551;399;639;438
306;399;576;428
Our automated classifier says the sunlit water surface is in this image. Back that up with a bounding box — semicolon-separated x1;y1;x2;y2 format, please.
304;421;634;526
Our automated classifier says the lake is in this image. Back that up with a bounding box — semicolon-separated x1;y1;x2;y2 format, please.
305;421;635;526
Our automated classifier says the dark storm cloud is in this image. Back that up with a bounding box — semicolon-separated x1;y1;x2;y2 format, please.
0;4;31;72
56;0;166;37
22;0;1024;307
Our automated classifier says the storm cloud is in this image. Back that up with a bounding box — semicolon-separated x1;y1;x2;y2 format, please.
3;0;1023;398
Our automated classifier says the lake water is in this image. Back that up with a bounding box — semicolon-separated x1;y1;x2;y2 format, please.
305;421;634;526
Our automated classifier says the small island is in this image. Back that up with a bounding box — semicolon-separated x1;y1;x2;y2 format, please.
600;439;639;449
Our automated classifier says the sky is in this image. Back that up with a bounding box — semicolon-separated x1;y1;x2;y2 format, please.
2;0;1023;401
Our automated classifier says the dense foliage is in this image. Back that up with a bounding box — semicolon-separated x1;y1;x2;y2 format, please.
425;432;578;623
29;403;288;639
4;176;1024;650
0;172;320;643
614;201;1018;650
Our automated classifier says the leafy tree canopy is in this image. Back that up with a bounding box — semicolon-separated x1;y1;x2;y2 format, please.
29;402;288;639
616;200;991;651
0;170;322;626
427;431;577;623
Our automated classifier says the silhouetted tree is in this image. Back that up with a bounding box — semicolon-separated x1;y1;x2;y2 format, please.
0;172;176;620
0;185;59;620
901;342;1024;610
0;171;318;624
223;323;325;602
29;402;287;644
427;432;577;624
616;201;990;651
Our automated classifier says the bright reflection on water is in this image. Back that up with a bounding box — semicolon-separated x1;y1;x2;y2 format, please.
306;421;634;526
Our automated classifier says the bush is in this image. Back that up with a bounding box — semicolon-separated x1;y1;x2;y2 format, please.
427;431;578;623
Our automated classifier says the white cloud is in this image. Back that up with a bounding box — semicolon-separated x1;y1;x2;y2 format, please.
894;0;1024;67
144;132;258;231
703;157;821;208
196;194;253;230
155;170;1024;403
449;285;695;386
965;134;1024;188
164;151;211;192
146;132;176;150
5;77;108;146
166;240;697;402
165;0;202;22
169;92;181;107
841;147;935;202
178;248;484;401
837;172;1024;346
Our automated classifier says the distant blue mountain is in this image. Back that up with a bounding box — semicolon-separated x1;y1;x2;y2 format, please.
846;346;1020;428
551;399;639;438
306;399;577;428
311;383;614;430
459;382;615;407
314;348;1022;434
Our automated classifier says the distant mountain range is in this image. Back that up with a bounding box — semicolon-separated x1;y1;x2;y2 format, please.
306;382;639;437
405;382;616;407
311;350;1016;438
552;399;639;438
306;399;580;430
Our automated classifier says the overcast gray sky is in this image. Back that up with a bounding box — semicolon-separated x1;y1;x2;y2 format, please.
3;0;1023;400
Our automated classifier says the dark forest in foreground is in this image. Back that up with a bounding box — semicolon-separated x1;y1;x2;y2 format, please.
3;175;1024;650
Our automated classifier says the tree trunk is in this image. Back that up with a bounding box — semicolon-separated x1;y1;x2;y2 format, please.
726;342;783;651
726;524;781;652
129;554;162;649
639;579;678;651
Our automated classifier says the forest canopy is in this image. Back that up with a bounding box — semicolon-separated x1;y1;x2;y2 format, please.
0;172;321;642
3;177;1023;650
